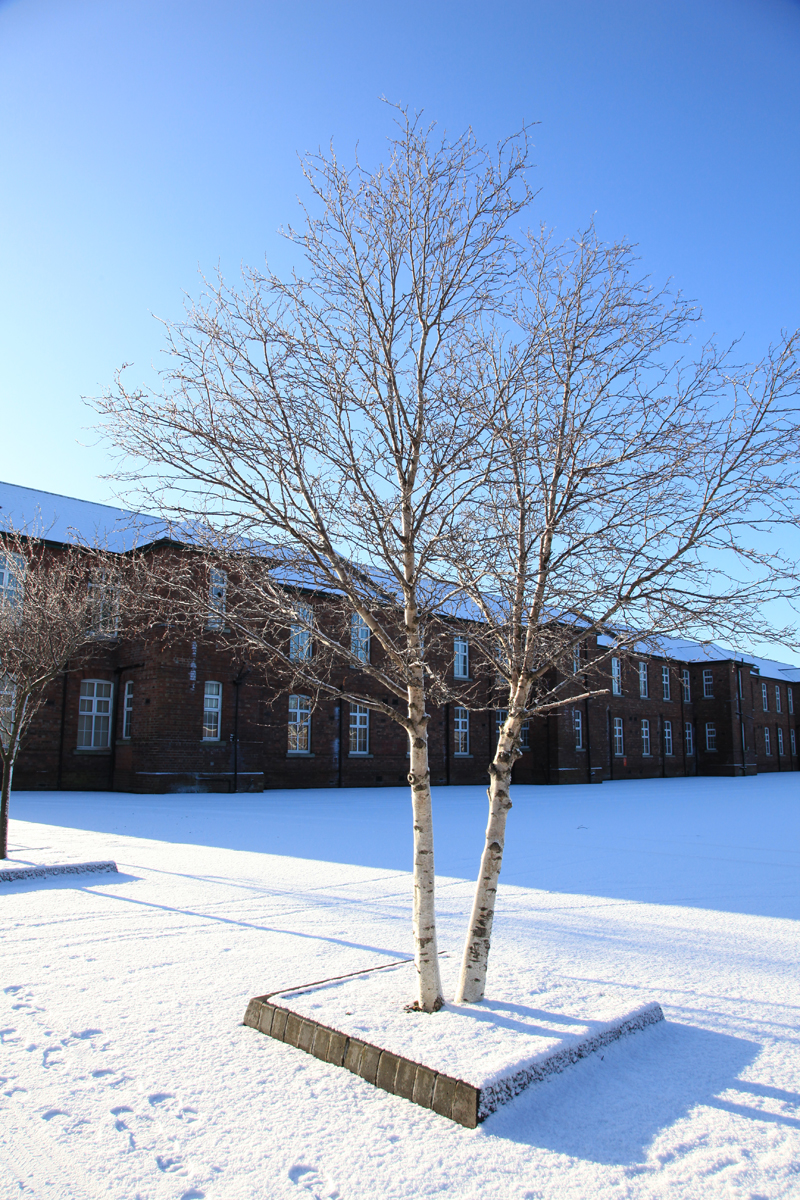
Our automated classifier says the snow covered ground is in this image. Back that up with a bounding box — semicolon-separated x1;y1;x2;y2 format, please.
1;775;799;1199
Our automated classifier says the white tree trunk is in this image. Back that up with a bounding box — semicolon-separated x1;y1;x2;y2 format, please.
454;710;520;1004
407;686;444;1011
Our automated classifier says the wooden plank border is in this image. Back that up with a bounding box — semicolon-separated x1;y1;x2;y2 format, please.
0;860;118;884
243;994;664;1128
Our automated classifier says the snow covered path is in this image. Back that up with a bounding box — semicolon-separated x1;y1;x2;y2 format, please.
2;776;799;1199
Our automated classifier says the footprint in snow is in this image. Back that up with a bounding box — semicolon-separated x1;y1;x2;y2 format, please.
289;1163;340;1199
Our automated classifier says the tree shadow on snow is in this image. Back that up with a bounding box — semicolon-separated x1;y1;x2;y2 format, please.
482;1019;765;1165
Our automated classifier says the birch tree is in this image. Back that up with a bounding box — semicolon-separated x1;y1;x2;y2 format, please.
0;527;148;859
450;225;800;1002
94;108;533;1013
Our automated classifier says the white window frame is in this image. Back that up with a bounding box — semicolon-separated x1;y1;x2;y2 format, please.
453;636;469;680
0;552;24;612
77;679;113;748
202;681;222;741
611;657;622;696
664;719;673;756
453;706;469;756
350;613;371;663
0;675;16;750
775;685;782;714
87;572;119;638
764;726;771;755
641;718;651;756
613;716;624;756
289;605;313;662
788;688;794;715
662;666;671;701
638;662;648;698
681;669;691;702
206;568;227;630
573;645;582;675
685;721;694;755
573;708;583;749
349;703;369;755
122;680;134;740
791;729;797;756
288;694;311;753
705;722;717;752
762;681;768;711
703;669;714;699
777;726;784;756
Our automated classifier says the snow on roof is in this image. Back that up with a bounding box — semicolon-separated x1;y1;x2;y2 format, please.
0;480;170;552
598;631;800;681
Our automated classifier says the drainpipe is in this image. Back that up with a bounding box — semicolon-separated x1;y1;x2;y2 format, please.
337;689;344;787
736;664;746;776
56;665;69;790
231;668;250;794
444;703;450;786
606;707;613;781
584;696;592;783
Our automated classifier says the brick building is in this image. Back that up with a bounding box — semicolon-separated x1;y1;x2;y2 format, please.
3;481;799;793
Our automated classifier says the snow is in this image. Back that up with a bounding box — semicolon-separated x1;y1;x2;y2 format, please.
2;775;800;1199
277;955;663;1090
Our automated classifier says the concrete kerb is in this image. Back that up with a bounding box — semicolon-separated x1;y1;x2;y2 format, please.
0;860;118;884
242;991;665;1128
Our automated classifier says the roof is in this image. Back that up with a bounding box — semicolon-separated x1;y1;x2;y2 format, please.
2;481;798;678
0;480;169;553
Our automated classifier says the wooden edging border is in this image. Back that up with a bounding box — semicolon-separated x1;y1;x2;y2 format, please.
0;860;119;884
243;994;664;1129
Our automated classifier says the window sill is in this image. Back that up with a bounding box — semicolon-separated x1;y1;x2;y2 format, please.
201;739;221;744
348;753;373;758
453;753;472;759
287;752;315;758
74;748;111;755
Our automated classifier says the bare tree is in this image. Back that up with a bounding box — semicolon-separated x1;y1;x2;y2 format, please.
94;108;533;1013
450;225;800;1003
0;527;149;859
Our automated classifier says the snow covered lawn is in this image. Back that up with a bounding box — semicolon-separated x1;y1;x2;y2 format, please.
2;775;799;1199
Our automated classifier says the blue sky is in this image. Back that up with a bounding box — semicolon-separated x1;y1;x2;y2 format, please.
1;0;799;655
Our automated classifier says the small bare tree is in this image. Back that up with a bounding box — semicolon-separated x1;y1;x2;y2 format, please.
450;225;800;1003
0;527;150;859
95;108;533;1012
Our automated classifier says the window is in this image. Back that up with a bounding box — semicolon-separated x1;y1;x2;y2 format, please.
207;568;227;630
289;605;313;661
662;666;671;701
454;707;469;755
762;682;768;711
777;726;784;756
703;669;713;699
0;552;24;611
122;680;134;740
349;704;369;755
639;662;648;698
453;636;469;679
350;613;371;663
611;657;622;695
641;718;651;756
520;720;530;749
788;688;794;715
664;719;673;756
685;721;694;755
77;680;113;748
764;726;771;756
791;729;797;756
613;716;624;756
705;722;717;751
681;669;691;702
573;708;583;749
202;681;222;740
87;572;118;637
0;676;15;749
775;685;782;714
288;694;311;753
573;645;582;675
